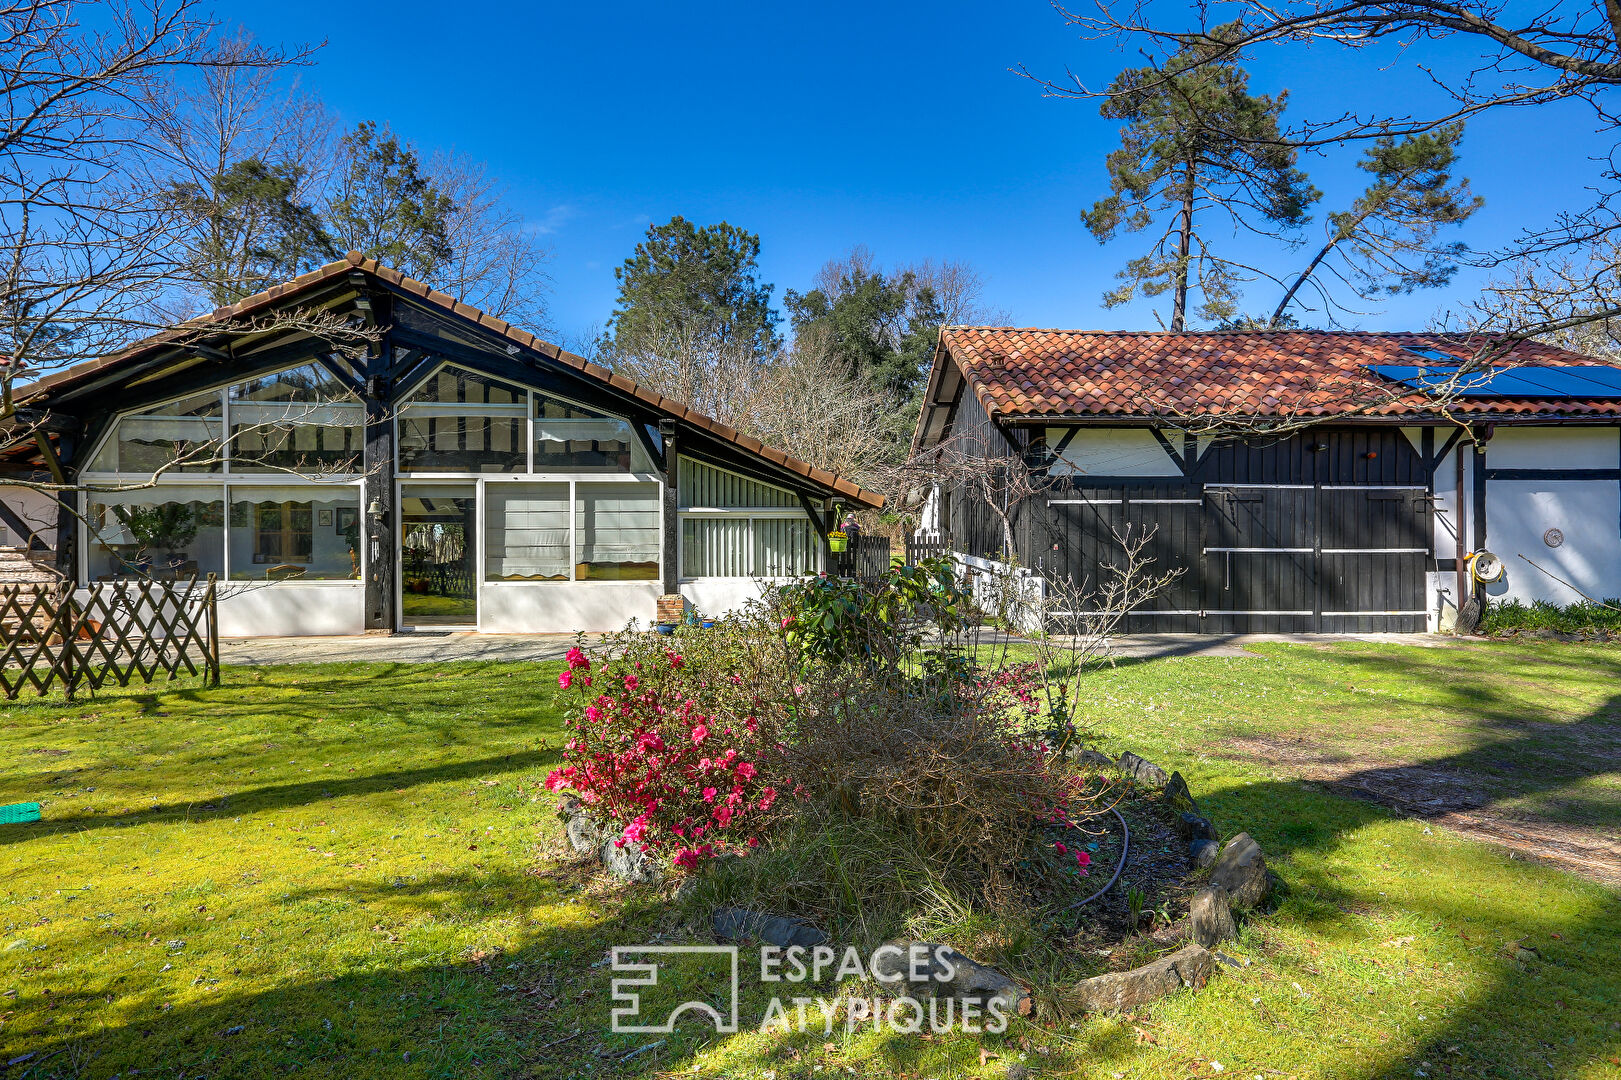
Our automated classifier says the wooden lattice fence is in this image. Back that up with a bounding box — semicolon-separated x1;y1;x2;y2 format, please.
0;577;220;700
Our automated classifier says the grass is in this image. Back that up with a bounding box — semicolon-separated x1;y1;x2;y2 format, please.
0;643;1618;1079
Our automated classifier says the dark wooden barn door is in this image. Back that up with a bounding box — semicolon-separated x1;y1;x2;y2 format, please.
1033;427;1433;634
1201;484;1317;633
1316;485;1431;632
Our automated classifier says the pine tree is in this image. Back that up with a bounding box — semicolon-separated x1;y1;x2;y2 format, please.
1084;28;1317;330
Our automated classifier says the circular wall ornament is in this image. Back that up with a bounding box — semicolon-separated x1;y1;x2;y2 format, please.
1544;528;1565;549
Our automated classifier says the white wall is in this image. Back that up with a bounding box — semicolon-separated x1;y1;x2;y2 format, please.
680;578;783;620
479;581;659;633
1485;481;1621;605
0;484;57;547
1486;426;1621;470
1046;427;1182;477
217;582;366;637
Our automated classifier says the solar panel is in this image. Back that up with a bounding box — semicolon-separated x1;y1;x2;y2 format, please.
1366;363;1621;399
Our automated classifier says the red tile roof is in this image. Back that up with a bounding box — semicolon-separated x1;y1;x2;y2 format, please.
14;253;883;508
935;328;1621;422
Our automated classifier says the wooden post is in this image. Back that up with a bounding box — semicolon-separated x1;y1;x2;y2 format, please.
659;419;679;596
205;572;220;686
362;349;396;633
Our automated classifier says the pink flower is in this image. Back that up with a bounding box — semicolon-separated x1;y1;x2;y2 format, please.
1054;841;1068;855
757;787;777;811
713;804;733;827
702;786;717;803
565;647;590;671
624;674;639;691
672;847;700;870
780;616;794;628
544;769;570;791
734;762;756;781
1075;850;1091;867
667;652;684;670
558;670;573;689
584;705;601;722
691;724;709;745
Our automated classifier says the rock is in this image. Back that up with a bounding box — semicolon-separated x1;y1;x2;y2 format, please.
558;799;662;883
1164;771;1198;814
1188;886;1237;948
1066;943;1214;1014
1209;832;1271;909
711;907;828;948
870;942;1032;1017
1005;1065;1032;1080
1074;748;1115;770
1189;838;1219;868
564;811;604;856
601;840;662;884
1175;811;1218;843
1117;751;1169;787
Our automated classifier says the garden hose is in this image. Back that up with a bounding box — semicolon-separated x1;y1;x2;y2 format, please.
1060;806;1130;913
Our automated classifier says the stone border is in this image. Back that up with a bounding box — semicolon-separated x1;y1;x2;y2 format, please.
1067;747;1277;1012
559;751;1276;1017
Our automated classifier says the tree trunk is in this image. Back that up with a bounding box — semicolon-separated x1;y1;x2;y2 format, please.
1171;159;1195;332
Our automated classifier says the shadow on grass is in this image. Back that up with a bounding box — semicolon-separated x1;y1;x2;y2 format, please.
0;750;559;848
1186;656;1621;1080
3;867;686;1080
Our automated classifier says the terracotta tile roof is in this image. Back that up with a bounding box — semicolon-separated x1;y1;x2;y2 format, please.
15;252;882;508
936;328;1621;422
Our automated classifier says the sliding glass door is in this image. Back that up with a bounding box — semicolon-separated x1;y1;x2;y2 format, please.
399;483;478;628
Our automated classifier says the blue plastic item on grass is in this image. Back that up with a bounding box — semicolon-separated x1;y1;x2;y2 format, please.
0;802;41;824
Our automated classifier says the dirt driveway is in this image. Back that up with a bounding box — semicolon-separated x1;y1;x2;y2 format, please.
1224;730;1621;887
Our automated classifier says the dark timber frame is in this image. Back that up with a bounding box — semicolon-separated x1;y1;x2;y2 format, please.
1;257;881;629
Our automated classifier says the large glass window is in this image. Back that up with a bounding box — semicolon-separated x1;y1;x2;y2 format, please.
397;364;527;473
681;515;820;579
229;363;364;474
534;392;651;472
86;392;223;474
484;483;570;581
575;483;659;580
228;485;361;580
86;487;225;580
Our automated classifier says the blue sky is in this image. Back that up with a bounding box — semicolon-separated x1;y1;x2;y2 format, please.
250;1;1606;346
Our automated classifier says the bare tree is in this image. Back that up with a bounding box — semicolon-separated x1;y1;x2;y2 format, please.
141;30;335;311
0;1;299;424
609;320;892;482
428;149;552;331
891;432;1058;559
736;327;893;480
1465;236;1621;359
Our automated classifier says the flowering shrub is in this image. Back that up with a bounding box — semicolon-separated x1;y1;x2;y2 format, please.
545;632;790;870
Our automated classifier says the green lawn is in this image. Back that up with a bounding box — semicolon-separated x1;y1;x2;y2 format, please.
1;644;1618;1079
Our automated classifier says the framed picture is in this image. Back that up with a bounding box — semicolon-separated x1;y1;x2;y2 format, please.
336;507;358;534
317;509;334;528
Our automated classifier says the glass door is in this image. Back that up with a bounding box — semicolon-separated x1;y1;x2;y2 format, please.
399;483;478;628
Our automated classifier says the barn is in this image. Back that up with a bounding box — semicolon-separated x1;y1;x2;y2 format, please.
913;329;1621;633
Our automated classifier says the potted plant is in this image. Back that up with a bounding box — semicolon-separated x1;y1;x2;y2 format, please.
114;503;198;572
827;529;849;553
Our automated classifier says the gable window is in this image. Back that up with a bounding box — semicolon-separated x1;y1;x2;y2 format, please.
86;391;223;474
396;363;527;473
534;392;652;472
229;363;364;474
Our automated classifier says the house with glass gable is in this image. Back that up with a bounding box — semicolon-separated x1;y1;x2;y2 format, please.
0;253;882;636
